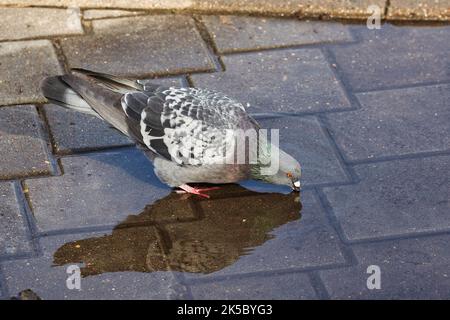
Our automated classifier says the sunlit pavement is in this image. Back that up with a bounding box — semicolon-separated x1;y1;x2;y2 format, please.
0;4;449;299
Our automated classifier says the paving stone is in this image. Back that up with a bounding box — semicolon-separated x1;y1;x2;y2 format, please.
331;24;450;92
323;155;450;241
258;116;348;186
0;8;83;41
185;190;346;279
1;232;182;299
0;40;63;105
325;84;450;161
0;105;52;179
388;0;450;21
25;148;171;233
43;104;133;154
189;272;317;299
201;16;353;53
59;15;215;77
320;234;450;299
191;49;351;114
83;9;144;20
0;182;33;257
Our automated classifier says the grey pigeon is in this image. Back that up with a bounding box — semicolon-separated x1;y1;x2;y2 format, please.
41;69;301;198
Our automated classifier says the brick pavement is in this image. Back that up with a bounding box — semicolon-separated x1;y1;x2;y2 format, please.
0;8;449;299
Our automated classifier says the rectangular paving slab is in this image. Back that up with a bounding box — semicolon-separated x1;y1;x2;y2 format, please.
191;48;351;114
0;8;83;41
201;15;353;53
325;84;450;161
0;105;52;179
59;15;216;77
189;271;317;299
43;104;133;154
25;148;171;233
322;155;450;241
258;116;349;186
330;24;450;92
319;234;450;299
1;232;184;299
0;40;63;105
0;182;33;257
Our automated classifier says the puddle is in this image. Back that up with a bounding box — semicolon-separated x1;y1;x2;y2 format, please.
53;184;301;277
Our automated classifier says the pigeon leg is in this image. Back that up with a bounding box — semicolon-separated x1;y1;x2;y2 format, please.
176;184;221;198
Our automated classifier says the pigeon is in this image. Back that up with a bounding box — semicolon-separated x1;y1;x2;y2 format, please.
41;69;301;198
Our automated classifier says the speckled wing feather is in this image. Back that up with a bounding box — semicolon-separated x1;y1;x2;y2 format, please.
121;86;257;166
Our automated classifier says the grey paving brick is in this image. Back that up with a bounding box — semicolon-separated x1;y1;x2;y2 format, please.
189;272;317;299
2;232;182;299
185;190;346;279
331;24;450;91
319;234;450;299
25;148;171;233
0;105;52;179
323;155;450;241
44;77;185;154
325;84;450;161
0;182;32;257
388;0;450;21
258;116;348;186
0;8;83;41
43;104;133;154
59;15;215;77
191;49;351;114
201;16;353;53
0;40;63;105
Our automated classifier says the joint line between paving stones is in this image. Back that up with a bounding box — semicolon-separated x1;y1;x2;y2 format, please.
316;114;361;183
36;224;117;238
35;105;63;176
320;47;365;113
183;260;351;286
352;80;450;95
192;15;226;72
13;181;43;256
312;189;358;264
384;0;391;17
347;149;450;166
314;187;356;250
307;271;331;299
337;227;450;246
217;38;360;56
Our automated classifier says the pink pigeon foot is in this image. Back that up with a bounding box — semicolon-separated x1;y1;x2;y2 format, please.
176;184;221;198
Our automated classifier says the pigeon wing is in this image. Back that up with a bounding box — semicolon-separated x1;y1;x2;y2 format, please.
121;87;255;166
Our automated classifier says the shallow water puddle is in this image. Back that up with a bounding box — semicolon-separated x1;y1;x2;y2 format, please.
52;184;302;276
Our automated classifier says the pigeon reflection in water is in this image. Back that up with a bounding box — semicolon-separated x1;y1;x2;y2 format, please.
53;185;301;276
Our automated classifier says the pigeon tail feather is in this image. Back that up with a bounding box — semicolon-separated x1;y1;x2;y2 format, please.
40;76;98;117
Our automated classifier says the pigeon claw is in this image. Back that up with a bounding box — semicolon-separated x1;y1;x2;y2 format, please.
177;184;220;199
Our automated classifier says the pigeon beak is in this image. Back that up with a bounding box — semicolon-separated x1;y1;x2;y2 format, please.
292;180;301;192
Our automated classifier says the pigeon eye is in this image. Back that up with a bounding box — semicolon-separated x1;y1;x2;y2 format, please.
286;172;293;178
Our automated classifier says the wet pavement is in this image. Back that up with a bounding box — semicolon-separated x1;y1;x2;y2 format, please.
0;8;450;300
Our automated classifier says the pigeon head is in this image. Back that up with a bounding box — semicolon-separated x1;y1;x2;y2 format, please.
267;148;301;191
252;145;301;191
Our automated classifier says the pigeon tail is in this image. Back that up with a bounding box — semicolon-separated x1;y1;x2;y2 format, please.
40;76;98;117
